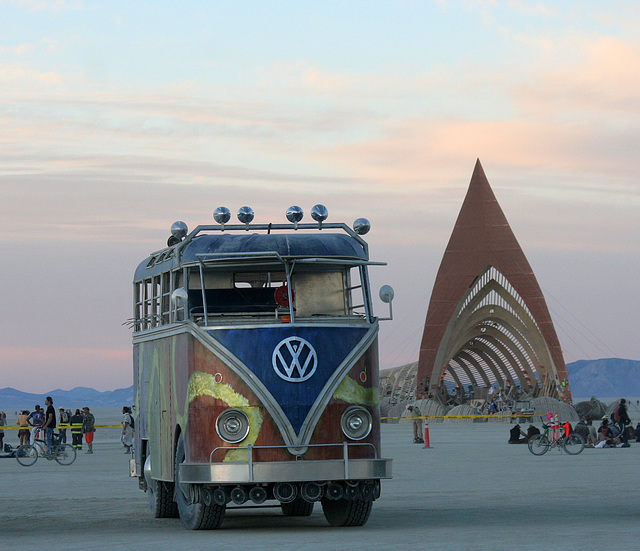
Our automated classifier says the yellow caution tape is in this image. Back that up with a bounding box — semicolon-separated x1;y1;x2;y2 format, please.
0;424;123;430
383;414;544;420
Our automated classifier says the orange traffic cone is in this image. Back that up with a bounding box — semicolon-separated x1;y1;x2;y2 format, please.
424;417;430;448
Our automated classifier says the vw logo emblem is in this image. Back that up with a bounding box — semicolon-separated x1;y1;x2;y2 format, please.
272;336;318;383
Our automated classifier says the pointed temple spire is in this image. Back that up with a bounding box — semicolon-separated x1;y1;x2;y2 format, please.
417;160;570;402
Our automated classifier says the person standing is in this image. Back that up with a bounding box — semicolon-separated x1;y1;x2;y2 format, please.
121;406;134;454
70;409;84;450
42;396;56;455
58;407;70;444
27;404;45;449
406;404;424;444
614;398;631;446
0;411;5;449
41;397;57;456
82;407;96;454
17;410;30;446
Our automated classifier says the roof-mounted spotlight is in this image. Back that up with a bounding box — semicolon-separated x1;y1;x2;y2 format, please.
213;206;231;230
171;221;188;239
353;218;370;235
237;206;254;230
168;221;188;246
311;204;328;229
286;206;304;229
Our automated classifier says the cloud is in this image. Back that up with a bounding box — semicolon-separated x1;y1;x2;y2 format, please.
506;1;558;17
2;29;635;202
513;37;640;119
9;0;84;12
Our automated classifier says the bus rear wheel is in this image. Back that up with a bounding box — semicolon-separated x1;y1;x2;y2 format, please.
321;497;373;527
148;478;178;518
174;434;225;530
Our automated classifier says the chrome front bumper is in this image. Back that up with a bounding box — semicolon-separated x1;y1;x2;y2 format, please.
179;457;392;484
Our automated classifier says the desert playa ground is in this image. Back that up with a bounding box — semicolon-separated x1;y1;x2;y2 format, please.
1;413;637;551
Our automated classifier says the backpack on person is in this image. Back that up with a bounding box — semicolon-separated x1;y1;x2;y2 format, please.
613;406;620;423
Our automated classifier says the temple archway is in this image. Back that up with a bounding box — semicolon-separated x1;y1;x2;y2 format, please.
417;160;570;403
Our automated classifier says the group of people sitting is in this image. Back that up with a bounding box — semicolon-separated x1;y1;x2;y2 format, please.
576;398;635;448
508;398;638;448
574;416;637;448
508;423;540;444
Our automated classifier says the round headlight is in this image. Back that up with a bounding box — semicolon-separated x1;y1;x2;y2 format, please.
341;406;372;440
216;409;250;444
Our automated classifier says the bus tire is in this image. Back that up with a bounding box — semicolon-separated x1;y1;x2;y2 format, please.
281;497;314;517
174;434;225;530
149;478;178;518
321;497;373;527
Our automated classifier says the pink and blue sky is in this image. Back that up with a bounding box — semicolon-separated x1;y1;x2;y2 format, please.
1;1;638;392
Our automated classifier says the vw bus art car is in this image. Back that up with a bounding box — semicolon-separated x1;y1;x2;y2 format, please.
129;205;394;529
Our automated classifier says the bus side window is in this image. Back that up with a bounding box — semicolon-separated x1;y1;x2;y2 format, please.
188;271;282;315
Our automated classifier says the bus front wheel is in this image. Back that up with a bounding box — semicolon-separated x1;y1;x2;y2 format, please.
174;434;225;530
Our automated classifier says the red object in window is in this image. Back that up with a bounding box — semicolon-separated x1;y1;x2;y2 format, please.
274;284;293;306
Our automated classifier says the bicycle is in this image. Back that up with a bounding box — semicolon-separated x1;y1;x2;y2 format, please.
528;422;585;455
16;428;77;466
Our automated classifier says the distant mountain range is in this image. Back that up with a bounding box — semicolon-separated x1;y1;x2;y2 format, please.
0;386;134;410
567;358;640;398
0;358;636;410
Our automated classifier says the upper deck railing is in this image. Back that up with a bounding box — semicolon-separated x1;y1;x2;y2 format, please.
130;206;393;332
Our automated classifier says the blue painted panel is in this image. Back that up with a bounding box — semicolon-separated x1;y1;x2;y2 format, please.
208;327;368;433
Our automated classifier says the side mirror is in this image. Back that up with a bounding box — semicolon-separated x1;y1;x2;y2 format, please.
378;285;394;321
171;288;188;321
